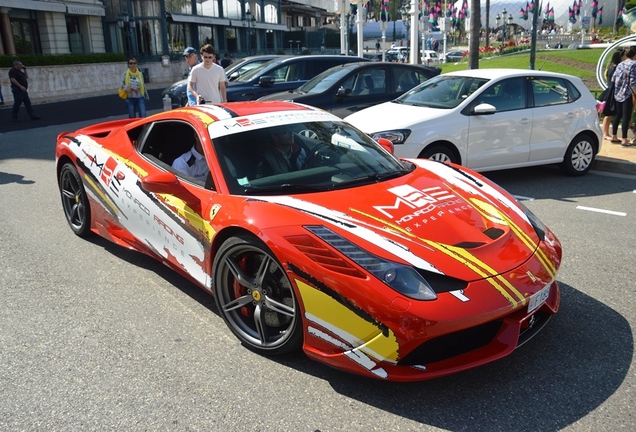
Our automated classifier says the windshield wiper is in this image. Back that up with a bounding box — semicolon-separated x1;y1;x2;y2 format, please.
333;169;410;188
243;183;326;195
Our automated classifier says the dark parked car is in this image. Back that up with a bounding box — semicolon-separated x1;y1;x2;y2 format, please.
226;55;369;101
162;55;281;108
442;50;468;63
258;62;441;118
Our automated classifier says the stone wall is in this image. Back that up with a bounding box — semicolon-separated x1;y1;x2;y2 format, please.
0;60;185;104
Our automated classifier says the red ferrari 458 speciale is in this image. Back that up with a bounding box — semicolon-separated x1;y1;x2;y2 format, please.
56;101;561;381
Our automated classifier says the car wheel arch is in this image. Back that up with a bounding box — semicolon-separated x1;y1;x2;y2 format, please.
56;155;76;184
211;231;304;355
418;141;461;165
560;131;598;176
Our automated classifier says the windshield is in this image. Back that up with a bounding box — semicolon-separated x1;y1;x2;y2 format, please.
395;75;489;109
297;66;353;94
212;120;410;195
233;59;280;83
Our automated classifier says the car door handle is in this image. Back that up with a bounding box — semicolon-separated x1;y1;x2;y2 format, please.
519;118;530;125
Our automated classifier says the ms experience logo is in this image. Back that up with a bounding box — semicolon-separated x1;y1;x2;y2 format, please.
372;184;466;229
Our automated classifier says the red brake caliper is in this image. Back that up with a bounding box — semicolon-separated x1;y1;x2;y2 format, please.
233;254;253;318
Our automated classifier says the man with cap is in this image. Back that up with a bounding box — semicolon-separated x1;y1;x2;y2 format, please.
8;59;40;121
183;47;200;106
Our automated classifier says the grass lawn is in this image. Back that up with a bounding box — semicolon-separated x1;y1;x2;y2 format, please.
440;48;607;93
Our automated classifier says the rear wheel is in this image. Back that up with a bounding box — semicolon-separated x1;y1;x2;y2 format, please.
213;235;303;355
59;163;92;237
560;134;595;176
420;145;458;164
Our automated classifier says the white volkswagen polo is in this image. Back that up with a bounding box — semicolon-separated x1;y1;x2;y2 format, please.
345;68;602;176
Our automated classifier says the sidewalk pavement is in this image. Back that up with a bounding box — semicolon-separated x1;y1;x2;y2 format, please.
595;134;636;175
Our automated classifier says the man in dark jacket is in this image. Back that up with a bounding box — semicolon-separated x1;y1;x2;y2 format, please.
8;59;40;121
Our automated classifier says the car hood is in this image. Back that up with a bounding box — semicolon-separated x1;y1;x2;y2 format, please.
255;160;540;282
345;101;449;133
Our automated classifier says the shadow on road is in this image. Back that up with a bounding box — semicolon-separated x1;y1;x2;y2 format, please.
82;230;632;431
0;89;164;134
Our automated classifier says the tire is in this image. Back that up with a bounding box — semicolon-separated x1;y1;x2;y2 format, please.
213;235;303;355
59;163;92;237
420;144;458;164
560;134;595;176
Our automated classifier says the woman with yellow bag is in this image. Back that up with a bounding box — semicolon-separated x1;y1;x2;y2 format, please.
120;57;149;118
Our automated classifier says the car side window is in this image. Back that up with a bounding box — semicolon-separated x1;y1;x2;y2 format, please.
394;68;420;93
531;77;572;107
481;78;527;112
311;60;346;77
351;69;385;96
138;120;208;186
271;65;289;82
286;63;306;81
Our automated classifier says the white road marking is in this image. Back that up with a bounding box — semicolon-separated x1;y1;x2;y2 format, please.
513;195;535;201
576;206;627;216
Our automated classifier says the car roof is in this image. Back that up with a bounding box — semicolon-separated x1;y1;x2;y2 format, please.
330;61;435;70
443;68;576;80
263;55;369;66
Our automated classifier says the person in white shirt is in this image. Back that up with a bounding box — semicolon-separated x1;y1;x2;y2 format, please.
188;44;227;104
171;131;209;181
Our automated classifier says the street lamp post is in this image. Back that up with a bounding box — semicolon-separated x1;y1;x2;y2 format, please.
117;13;137;57
508;15;514;44
242;10;256;56
399;1;418;64
496;8;508;45
401;5;410;55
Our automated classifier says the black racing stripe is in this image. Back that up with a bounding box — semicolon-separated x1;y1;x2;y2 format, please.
214;105;239;118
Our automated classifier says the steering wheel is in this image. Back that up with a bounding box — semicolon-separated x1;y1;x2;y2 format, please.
298;129;318;139
303;143;336;169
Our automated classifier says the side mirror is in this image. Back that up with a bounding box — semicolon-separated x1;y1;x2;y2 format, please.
336;86;351;97
473;103;497;115
141;171;201;212
259;76;275;86
229;71;240;81
376;137;394;154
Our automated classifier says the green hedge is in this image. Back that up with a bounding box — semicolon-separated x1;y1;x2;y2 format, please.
0;53;126;68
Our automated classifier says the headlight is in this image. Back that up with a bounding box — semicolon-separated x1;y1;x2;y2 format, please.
305;226;437;300
520;202;546;241
371;129;411;145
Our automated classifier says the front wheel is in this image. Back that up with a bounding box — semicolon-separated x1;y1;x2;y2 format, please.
213;235;303;355
59;163;92;237
420;145;458;164
560;134;595;176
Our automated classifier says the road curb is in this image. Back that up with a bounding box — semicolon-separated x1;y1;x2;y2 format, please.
593;155;636;175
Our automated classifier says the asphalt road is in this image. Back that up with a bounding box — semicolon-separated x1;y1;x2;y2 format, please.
1;120;635;430
0;88;165;134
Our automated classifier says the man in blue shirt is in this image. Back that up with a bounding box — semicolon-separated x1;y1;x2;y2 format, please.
183;47;200;106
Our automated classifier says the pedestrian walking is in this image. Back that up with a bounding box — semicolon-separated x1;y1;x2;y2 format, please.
8;59;40;121
601;49;624;140
182;47;200;106
188;44;227;104
120;57;149;118
610;48;636;147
